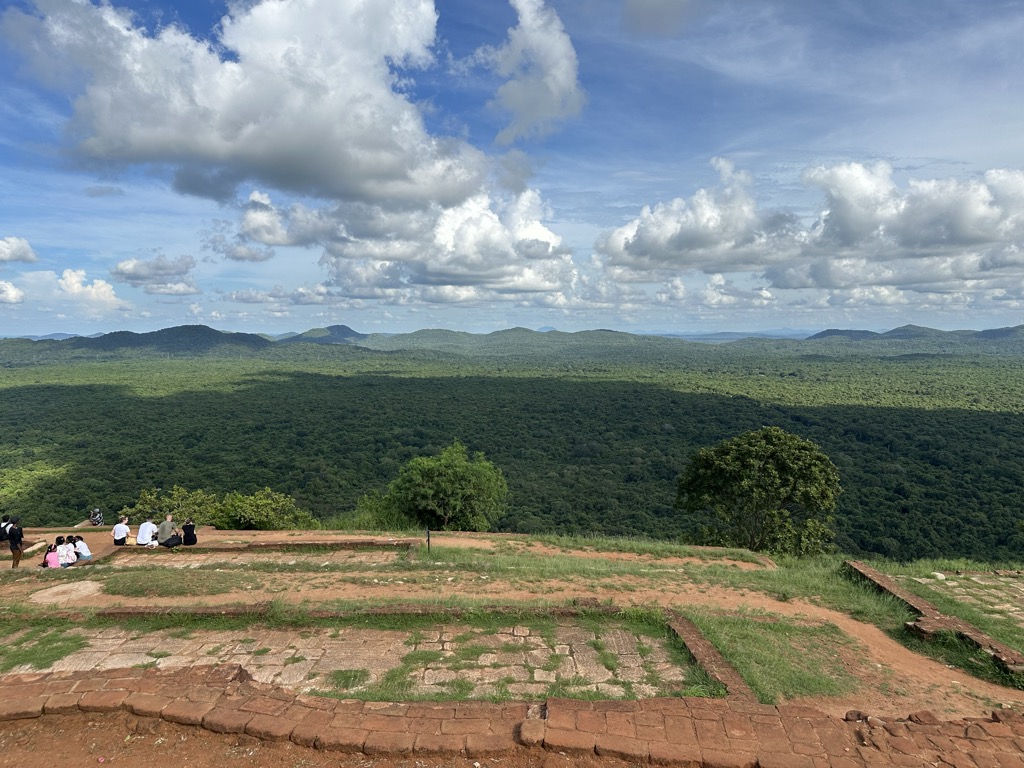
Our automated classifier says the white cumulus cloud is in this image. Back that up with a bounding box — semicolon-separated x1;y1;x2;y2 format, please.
475;0;585;144
111;254;199;294
0;280;25;303
0;236;38;263
2;0;485;206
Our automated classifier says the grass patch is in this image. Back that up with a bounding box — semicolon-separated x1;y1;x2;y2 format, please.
328;668;370;690
100;569;264;598
684;608;859;704
0;623;90;673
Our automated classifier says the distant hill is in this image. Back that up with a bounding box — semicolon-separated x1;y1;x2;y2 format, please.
804;324;1024;354
4;322;1024;360
64;325;271;353
808;329;881;341
278;325;368;345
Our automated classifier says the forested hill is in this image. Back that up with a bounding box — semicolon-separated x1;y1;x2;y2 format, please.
2;323;1024;561
5;322;1024;360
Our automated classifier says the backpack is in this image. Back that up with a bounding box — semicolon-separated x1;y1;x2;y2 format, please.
0;524;8;543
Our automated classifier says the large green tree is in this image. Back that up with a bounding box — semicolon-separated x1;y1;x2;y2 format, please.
676;426;841;555
384;440;507;531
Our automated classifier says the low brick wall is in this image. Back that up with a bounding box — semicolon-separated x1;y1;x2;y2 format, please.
845;560;1024;675
5;664;1024;766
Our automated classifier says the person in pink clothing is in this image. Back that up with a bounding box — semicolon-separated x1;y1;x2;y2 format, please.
41;544;59;568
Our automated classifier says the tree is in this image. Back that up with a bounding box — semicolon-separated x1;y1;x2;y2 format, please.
384;440;507;531
121;485;318;530
676;426;841;555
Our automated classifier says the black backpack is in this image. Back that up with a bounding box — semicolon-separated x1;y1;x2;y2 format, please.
0;524;8;543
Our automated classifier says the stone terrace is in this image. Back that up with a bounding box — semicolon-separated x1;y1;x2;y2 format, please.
4;664;1024;767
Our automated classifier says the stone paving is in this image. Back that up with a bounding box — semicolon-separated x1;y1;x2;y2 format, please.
4;663;1024;766
8;620;702;701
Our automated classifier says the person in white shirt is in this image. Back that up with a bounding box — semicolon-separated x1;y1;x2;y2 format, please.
73;536;93;561
56;536;77;567
112;516;130;546
136;517;159;547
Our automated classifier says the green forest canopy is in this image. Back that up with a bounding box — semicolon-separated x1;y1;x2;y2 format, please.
1;324;1023;561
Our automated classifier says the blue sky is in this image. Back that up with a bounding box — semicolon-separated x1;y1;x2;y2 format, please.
2;0;1024;336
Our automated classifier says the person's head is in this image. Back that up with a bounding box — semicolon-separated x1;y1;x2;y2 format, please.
47;544;57;553
165;514;173;521
146;516;153;522
1;515;8;524
121;516;128;523
185;517;193;525
55;536;65;545
10;517;19;526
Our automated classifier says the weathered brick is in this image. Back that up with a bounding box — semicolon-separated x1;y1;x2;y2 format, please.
648;740;701;767
595;734;648;762
202;707;253;733
316;726;368;753
363;731;415;755
245;713;295;741
757;752;813;768
543;728;595;756
290;709;335;748
240;695;290;717
441;718;491;736
465;733;515;756
356;713;409;733
124;692;172;718
162;699;215;726
576;710;607;734
518;719;545;747
0;696;46;721
43;694;82;714
413;733;466;755
700;748;758;768
78;690;129;712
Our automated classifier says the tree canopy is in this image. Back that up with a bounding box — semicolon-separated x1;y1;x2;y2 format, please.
676;426;841;555
381;440;507;531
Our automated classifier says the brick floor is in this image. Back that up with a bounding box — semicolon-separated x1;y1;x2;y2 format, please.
3;663;1024;765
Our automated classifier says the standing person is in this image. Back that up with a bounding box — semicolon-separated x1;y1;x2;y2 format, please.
136;516;158;547
157;514;181;548
8;517;23;568
112;516;130;546
182;517;197;546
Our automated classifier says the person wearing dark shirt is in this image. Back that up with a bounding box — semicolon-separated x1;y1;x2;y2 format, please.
182;518;197;546
8;517;24;568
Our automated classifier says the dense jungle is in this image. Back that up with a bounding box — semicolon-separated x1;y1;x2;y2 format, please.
1;323;1023;561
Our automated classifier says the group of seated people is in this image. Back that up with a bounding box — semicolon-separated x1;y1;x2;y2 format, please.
111;514;197;548
41;535;92;567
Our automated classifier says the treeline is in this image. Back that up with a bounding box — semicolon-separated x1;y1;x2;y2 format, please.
1;334;1023;561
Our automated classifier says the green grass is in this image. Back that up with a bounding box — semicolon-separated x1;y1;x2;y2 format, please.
100;569;264;598
527;533;766;565
0;623;90;673
327;668;370;690
684;608;860;704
